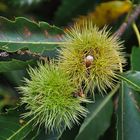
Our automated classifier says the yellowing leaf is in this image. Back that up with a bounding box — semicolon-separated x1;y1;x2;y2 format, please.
0;2;7;12
75;1;132;27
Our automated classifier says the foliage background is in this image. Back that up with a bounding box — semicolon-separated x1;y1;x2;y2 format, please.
0;0;140;140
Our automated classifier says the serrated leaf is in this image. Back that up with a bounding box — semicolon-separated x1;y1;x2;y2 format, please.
0;17;63;54
75;85;119;140
0;110;34;140
118;71;140;91
117;82;140;140
131;47;140;71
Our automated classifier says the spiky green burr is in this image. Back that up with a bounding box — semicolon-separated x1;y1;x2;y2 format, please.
19;63;88;132
58;22;125;96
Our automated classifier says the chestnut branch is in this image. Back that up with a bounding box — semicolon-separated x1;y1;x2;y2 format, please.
113;5;140;37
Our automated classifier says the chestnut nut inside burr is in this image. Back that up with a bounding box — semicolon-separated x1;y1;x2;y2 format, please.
84;55;94;67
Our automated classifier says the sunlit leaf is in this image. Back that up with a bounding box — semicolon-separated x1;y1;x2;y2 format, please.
75;1;132;27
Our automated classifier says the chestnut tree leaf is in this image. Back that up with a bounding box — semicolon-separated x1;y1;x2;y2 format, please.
0;110;34;140
117;82;140;140
0;17;63;54
75;85;119;140
118;71;140;91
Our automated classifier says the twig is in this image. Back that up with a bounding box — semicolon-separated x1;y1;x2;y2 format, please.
113;5;140;37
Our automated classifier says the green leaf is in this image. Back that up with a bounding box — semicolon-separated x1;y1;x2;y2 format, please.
118;71;140;91
0;110;34;140
117;82;140;140
131;47;140;71
0;59;35;72
2;108;56;140
0;17;63;53
75;85;119;140
0;112;61;140
3;70;27;86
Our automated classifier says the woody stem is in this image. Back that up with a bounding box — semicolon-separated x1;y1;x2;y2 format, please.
113;5;140;37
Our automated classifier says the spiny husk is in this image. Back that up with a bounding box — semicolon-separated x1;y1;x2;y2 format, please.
19;63;88;133
58;21;125;96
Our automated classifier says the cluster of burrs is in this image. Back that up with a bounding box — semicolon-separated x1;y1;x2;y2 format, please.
19;21;125;132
